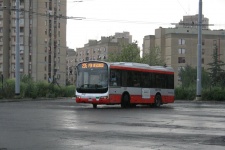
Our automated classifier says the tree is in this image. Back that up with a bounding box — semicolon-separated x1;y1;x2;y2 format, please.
107;41;141;62
141;47;165;66
178;65;210;88
178;65;196;88
207;44;225;87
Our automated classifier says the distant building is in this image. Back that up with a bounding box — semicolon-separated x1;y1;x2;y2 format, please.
143;15;225;86
66;48;76;85
142;35;155;55
176;14;209;30
76;32;132;63
0;0;67;85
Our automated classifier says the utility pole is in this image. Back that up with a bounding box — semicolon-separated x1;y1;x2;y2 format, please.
15;0;20;95
196;0;202;100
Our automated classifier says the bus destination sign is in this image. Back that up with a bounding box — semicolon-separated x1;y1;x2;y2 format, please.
81;62;105;69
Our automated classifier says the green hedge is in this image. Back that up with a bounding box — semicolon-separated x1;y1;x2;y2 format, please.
175;87;196;100
0;79;75;99
175;86;225;101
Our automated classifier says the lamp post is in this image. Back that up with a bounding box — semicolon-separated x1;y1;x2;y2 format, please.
15;0;20;96
196;0;202;100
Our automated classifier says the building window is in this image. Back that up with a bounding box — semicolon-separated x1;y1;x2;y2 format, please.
202;49;205;55
202;39;205;45
20;36;24;43
178;48;186;54
86;50;89;55
178;57;185;63
20;27;24;33
178;39;185;45
202;58;204;64
58;31;60;37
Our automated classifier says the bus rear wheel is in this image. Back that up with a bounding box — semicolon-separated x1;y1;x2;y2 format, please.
121;94;130;108
93;104;97;109
154;94;161;108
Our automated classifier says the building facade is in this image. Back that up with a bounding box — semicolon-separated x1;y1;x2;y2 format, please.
76;32;132;64
176;14;209;30
0;0;67;85
66;48;76;85
143;25;225;87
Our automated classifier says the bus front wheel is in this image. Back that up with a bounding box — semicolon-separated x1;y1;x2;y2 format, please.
154;94;161;108
121;94;130;108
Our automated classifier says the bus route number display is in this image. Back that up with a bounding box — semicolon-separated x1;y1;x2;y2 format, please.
82;63;105;69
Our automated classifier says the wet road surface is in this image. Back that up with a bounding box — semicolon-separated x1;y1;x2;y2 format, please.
0;99;225;150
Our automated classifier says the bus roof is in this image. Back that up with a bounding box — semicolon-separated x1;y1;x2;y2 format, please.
109;62;174;73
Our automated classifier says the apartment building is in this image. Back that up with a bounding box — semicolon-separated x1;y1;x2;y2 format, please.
0;0;67;85
176;14;209;30
66;48;76;85
76;32;132;64
143;15;225;86
143;16;225;86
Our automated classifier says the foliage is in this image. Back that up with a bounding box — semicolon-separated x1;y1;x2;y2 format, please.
202;87;225;101
175;87;196;100
108;42;141;62
64;85;76;97
36;81;49;97
0;78;75;100
2;79;15;98
141;47;165;66
207;45;225;87
178;65;211;89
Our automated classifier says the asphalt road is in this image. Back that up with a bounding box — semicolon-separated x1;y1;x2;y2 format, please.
0;98;225;150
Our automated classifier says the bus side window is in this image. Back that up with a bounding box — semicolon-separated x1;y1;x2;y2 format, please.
141;72;150;88
122;71;127;86
151;73;155;88
133;72;141;87
110;70;121;86
127;71;133;87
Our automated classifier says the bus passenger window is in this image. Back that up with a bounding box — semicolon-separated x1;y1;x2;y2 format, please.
110;72;117;86
110;70;121;86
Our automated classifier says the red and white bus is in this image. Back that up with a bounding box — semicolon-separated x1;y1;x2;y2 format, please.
75;61;174;108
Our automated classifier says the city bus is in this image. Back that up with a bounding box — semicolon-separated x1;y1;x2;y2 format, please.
75;61;174;108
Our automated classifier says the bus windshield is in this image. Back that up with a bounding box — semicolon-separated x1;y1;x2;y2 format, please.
76;62;108;93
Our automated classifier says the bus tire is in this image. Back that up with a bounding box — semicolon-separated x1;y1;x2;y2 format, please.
121;94;130;108
154;94;161;108
93;104;97;109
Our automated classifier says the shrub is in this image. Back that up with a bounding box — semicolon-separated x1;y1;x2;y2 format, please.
202;87;225;101
64;85;75;97
175;87;196;100
36;81;49;97
3;79;15;98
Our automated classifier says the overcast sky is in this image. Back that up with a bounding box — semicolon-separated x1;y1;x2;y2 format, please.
66;0;225;50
